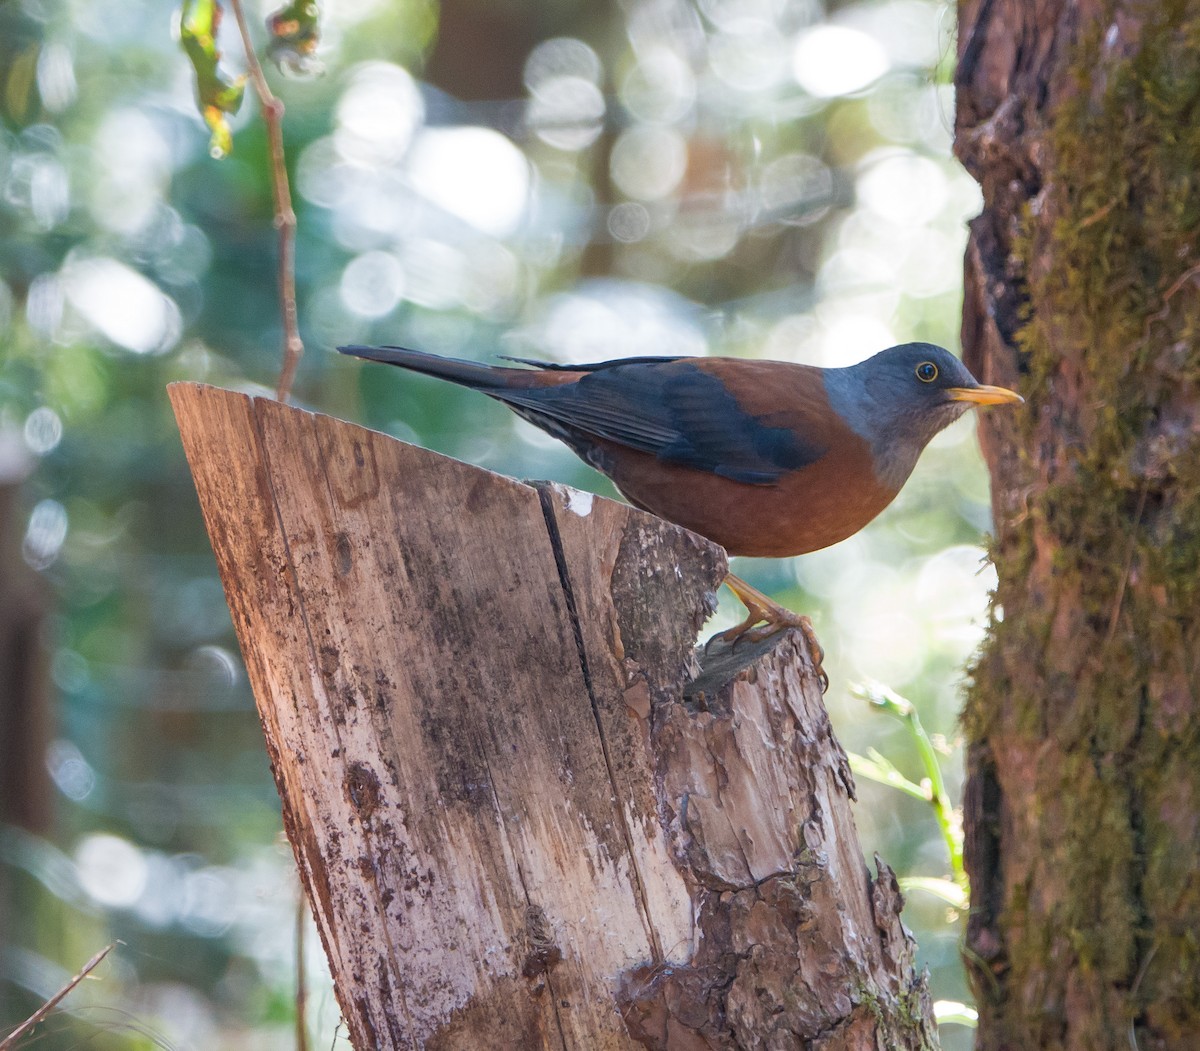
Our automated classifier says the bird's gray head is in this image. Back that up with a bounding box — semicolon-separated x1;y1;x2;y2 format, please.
823;342;1022;489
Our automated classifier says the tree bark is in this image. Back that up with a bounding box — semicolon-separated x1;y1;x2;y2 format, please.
957;2;1200;1048
170;382;937;1050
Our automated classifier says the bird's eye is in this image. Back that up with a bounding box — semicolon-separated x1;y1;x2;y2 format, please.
916;361;938;383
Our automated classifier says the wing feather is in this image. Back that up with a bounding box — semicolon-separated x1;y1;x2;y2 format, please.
489;359;828;484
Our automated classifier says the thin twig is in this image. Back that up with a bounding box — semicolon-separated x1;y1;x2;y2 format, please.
0;943;115;1050
296;890;310;1051
1162;260;1200;303
229;0;304;403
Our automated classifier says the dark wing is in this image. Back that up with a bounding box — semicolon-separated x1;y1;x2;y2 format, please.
489;359;827;484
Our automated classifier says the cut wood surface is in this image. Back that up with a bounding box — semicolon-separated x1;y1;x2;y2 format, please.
169;382;937;1050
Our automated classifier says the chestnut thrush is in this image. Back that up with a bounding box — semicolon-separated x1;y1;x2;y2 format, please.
339;342;1022;684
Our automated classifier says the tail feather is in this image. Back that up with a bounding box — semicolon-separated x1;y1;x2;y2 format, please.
498;354;686;372
338;344;535;390
341;345;689;386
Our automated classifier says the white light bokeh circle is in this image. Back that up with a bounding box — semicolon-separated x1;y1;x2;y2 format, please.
914;544;997;654
24;406;63;454
812;312;898;367
898;227;962;299
793;25;889;97
46;738;95;801
524;37;602;90
709;19;790;93
398;238;466;310
61;255;181;354
460;241;522;317
607;201;651;243
406;127;531;237
527;76;606;151
610;126;688;201
619;47;696;124
762;314;820;363
89;108;173;234
37;41;77;113
857;150;948;227
340;251;405;318
335;61;424;166
761;151;834;218
521;283;707;364
667;209;742;262
818;246;900;318
76;833;148;908
851;0;944;67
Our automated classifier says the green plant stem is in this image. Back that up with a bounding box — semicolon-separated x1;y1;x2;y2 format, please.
853;680;966;890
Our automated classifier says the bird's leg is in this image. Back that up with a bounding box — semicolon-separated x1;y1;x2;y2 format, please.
715;573;827;691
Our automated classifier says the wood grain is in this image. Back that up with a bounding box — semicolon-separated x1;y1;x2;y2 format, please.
170;383;936;1049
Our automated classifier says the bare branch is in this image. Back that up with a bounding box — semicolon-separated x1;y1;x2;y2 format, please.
228;0;304;403
0;943;115;1050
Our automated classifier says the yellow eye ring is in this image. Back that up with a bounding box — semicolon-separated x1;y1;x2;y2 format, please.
916;361;938;383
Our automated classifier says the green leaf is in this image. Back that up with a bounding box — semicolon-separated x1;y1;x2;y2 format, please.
267;0;321;75
847;748;929;801
180;0;245;158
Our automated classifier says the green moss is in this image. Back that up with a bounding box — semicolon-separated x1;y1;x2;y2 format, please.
850;980;938;1051
966;0;1200;1042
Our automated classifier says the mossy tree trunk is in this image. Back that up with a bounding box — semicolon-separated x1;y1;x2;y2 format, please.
956;2;1200;1048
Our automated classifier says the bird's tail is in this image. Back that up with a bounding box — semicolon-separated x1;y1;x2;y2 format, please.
338;344;557;391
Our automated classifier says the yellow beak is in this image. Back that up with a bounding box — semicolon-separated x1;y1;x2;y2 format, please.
946;384;1024;406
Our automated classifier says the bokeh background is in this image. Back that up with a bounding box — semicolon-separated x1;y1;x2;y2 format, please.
1;0;989;1046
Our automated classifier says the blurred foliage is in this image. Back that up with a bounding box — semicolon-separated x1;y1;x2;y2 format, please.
0;0;987;1047
180;0;246;159
266;1;322;75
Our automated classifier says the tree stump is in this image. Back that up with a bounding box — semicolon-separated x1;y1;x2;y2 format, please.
169;383;937;1050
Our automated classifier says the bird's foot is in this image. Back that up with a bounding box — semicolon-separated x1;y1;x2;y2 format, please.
714;572;828;692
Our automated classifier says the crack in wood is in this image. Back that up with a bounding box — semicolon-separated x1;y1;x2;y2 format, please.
535;482;666;965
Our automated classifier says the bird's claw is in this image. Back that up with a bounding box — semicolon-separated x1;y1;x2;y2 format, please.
715;573;828;692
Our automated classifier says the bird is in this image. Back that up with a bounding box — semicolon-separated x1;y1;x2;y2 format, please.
338;341;1022;687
